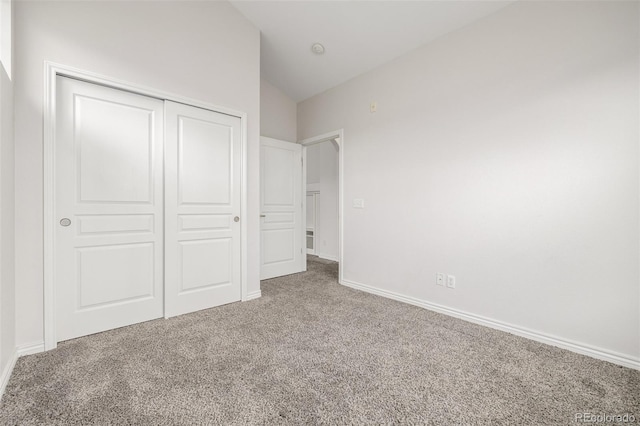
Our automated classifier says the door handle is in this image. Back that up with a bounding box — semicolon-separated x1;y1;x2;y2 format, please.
260;214;266;218
234;216;240;222
60;218;71;227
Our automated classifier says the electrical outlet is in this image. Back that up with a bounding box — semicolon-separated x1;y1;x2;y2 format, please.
436;273;445;286
447;275;456;289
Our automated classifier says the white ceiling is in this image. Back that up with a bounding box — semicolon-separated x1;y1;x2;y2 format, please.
231;1;514;102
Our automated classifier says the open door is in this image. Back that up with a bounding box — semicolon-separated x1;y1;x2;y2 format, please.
260;137;303;280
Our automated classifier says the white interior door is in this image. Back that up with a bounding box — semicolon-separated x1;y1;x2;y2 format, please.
260;137;303;280
55;76;164;342
164;101;242;317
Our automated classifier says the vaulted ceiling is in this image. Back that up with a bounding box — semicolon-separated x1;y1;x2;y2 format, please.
232;1;514;102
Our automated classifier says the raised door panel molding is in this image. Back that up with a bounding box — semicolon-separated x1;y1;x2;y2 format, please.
76;95;154;204
178;117;231;206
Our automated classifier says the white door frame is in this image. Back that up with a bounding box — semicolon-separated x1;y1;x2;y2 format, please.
299;130;344;281
43;62;249;351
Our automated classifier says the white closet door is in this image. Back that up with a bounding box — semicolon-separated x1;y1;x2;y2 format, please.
164;101;242;318
260;137;303;280
55;76;164;342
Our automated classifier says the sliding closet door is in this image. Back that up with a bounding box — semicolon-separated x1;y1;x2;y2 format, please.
55;77;164;341
164;101;242;317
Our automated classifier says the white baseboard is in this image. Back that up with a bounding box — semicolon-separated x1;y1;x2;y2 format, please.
244;290;262;301
317;253;338;262
0;342;46;400
340;278;640;370
0;349;17;401
17;342;45;357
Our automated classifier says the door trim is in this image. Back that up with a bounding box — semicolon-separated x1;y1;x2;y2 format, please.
299;130;344;282
43;61;249;351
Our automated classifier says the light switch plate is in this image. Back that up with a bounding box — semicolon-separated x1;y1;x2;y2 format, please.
447;275;456;289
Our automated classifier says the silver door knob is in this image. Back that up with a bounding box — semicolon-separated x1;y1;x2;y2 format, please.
234;216;240;222
60;218;71;227
260;214;266;218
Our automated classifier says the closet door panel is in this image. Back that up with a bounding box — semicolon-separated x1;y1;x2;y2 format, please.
55;76;164;342
164;101;242;317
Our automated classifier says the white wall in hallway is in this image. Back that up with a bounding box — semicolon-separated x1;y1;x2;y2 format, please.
0;0;16;389
306;141;339;261
261;78;297;143
298;1;640;362
14;1;260;348
0;0;10;79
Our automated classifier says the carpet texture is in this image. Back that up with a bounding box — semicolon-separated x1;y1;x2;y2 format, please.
1;258;638;425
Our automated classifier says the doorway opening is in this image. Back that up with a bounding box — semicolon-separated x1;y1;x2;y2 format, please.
300;130;343;282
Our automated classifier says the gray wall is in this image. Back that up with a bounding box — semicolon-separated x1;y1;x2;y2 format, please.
298;1;639;361
0;52;15;388
261;78;297;142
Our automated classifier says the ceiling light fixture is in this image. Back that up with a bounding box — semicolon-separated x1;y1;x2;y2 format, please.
311;43;325;55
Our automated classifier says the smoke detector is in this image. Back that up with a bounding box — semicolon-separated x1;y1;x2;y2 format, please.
311;43;325;55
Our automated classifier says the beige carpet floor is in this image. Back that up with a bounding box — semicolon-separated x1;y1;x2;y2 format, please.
0;257;638;425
